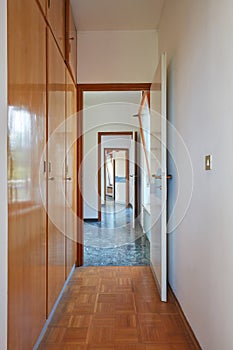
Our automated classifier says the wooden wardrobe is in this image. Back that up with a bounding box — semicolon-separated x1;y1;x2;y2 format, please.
7;0;78;348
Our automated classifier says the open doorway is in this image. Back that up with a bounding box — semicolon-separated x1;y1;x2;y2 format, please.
105;149;115;200
98;132;133;221
77;85;151;266
104;148;129;206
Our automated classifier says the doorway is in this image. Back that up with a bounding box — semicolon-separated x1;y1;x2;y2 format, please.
77;84;151;266
98;132;133;221
84;122;150;265
104;148;129;205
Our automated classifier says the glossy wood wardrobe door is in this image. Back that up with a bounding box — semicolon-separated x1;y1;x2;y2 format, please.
47;29;66;315
37;0;46;15
8;0;46;349
47;0;66;58
65;70;77;278
65;0;77;82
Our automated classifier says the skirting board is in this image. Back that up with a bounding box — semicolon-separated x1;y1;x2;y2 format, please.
168;285;202;349
150;263;202;349
33;264;76;350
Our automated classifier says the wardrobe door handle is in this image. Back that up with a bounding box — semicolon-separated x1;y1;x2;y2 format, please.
152;175;162;179
152;174;172;180
65;177;72;181
48;0;51;9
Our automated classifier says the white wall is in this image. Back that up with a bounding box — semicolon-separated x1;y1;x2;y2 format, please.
83;92;141;218
0;0;8;348
77;30;158;83
159;0;233;349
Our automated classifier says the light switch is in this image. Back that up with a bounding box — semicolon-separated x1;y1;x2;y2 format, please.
205;155;212;171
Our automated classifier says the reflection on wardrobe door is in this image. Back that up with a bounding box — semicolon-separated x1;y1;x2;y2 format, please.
47;29;66;315
65;70;77;278
65;0;77;81
47;0;66;57
8;0;46;349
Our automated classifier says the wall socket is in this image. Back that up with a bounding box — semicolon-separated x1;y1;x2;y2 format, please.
205;155;212;171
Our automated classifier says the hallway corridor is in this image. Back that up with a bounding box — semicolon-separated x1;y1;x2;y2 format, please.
38;266;197;349
84;199;150;266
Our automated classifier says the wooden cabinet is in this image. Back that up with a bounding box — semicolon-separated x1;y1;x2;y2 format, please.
8;0;47;349
8;0;78;347
47;29;66;315
65;70;77;277
65;0;77;82
47;0;66;58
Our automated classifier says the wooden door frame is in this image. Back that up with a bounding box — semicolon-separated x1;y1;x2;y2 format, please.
103;147;130;211
104;149;115;201
76;83;151;266
98;133;133;221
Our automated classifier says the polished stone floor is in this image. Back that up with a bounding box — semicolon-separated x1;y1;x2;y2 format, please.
84;199;150;266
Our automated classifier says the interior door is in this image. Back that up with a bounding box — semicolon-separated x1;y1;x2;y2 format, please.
131;132;138;228
149;52;167;301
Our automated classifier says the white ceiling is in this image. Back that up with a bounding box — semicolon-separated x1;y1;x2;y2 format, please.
70;0;165;31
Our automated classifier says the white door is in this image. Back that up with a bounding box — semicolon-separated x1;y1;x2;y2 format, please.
130;131;138;228
150;52;167;301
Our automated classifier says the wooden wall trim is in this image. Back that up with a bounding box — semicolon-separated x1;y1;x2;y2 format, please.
77;83;151;92
97;131;133;136
104;147;129;151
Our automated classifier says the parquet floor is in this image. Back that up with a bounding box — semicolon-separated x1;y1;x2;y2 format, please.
39;266;197;350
